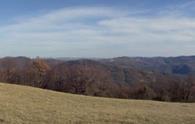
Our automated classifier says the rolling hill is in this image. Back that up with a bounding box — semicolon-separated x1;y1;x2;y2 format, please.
0;83;195;124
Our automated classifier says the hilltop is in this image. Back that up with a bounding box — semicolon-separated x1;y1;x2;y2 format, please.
0;83;195;124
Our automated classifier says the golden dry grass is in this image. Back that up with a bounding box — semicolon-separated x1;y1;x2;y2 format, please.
0;83;195;124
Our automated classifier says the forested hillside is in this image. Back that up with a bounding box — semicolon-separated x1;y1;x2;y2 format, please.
0;56;195;102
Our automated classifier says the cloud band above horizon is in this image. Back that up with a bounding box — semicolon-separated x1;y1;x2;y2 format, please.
1;2;195;57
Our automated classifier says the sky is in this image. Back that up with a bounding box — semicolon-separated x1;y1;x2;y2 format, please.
0;0;195;58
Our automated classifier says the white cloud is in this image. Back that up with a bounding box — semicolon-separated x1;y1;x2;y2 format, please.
1;4;195;57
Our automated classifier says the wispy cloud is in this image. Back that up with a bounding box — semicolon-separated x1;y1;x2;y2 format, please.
1;2;195;57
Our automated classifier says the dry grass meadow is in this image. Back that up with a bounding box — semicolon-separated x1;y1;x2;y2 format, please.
0;82;195;124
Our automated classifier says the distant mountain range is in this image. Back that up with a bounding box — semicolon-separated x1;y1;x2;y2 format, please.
98;56;195;75
57;56;195;75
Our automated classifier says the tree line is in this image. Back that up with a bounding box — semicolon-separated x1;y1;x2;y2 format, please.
0;57;194;102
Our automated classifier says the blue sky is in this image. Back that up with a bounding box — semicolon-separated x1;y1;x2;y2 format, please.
0;0;195;57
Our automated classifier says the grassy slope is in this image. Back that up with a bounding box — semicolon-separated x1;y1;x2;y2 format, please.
0;83;195;124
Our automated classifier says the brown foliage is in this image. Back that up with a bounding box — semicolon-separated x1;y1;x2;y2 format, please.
0;57;194;102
